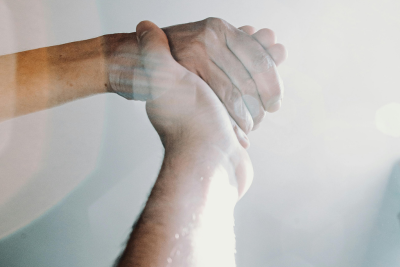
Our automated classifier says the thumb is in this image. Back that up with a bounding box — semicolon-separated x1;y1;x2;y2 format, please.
136;20;172;60
135;20;183;101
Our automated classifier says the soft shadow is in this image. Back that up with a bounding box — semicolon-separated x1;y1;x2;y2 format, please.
363;161;400;267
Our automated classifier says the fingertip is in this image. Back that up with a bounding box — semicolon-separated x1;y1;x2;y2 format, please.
252;28;277;48
268;43;288;66
136;20;158;37
136;20;168;45
241;137;250;149
238;25;257;35
251;123;261;131
266;99;282;113
135;20;172;60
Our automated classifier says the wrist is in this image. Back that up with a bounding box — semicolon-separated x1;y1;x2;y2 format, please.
102;32;140;98
163;137;251;199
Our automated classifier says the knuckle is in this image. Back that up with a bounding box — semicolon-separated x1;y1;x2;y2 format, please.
253;52;274;73
205;17;225;28
191;38;208;55
228;84;242;103
220;83;237;104
241;76;257;92
199;20;222;45
201;27;218;42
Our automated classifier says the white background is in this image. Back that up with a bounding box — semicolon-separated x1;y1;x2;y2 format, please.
0;0;400;266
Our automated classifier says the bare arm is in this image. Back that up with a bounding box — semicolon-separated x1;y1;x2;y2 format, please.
0;36;106;120
0;18;287;133
117;144;246;267
0;33;138;121
115;21;253;267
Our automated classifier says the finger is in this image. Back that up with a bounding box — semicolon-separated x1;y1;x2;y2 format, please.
252;28;276;48
251;35;286;104
198;61;254;133
267;43;288;66
225;27;284;113
135;20;184;100
230;117;250;149
238;25;257;35
208;46;266;128
136;20;173;63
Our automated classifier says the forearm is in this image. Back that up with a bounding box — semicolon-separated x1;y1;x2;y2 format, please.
116;143;239;267
0;33;138;121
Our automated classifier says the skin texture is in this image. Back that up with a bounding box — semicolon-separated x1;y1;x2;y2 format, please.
116;20;253;267
162;18;286;132
0;18;288;265
0;18;287;143
0;37;108;121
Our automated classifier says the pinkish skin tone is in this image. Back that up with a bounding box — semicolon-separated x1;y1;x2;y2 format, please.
0;17;287;267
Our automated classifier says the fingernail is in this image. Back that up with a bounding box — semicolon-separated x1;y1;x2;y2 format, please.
242;134;250;149
267;99;282;113
137;31;148;42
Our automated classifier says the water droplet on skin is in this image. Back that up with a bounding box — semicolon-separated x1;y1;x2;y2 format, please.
200;177;203;181
167;258;172;263
175;233;179;239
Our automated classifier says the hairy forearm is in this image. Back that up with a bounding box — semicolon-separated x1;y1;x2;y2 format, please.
0;32;138;121
116;144;239;267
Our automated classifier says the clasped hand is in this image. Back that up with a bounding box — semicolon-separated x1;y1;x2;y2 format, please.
106;18;287;139
111;20;287;197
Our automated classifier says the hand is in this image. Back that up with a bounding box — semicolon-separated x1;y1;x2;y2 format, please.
136;20;253;197
163;18;287;133
105;18;287;134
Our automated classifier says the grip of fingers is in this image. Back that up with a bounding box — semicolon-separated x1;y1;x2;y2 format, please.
252;28;276;48
252;29;287;66
136;20;171;58
267;43;288;66
230;117;250;149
